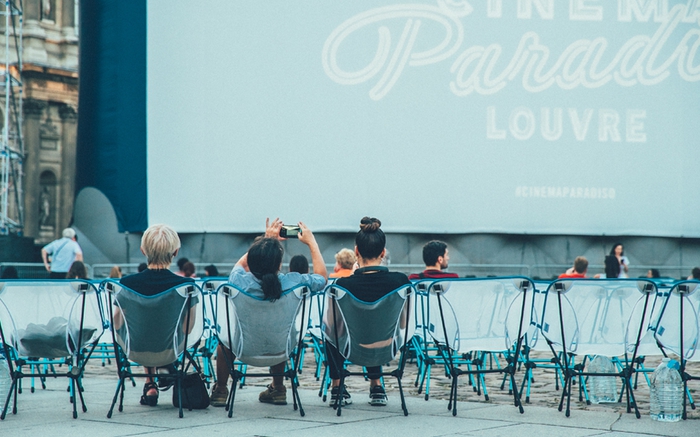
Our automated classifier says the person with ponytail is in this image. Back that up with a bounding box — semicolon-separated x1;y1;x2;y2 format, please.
326;217;410;408
210;218;327;407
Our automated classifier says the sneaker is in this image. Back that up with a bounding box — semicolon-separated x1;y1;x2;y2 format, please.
259;384;287;405
329;386;352;407
369;385;387;406
210;383;229;408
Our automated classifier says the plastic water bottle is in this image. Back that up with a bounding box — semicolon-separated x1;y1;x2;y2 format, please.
587;355;617;404
650;358;683;422
0;354;10;406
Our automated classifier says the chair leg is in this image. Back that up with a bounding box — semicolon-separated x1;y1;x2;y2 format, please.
449;372;459;416
336;377;345;416
228;372;240;418
318;363;328;399
557;374;568;412
508;372;524;414
107;378;125;418
396;376;408;416
1;376;17;420
291;375;305;417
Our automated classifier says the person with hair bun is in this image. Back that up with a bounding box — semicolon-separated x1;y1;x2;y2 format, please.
210;218;327;407
326;216;410;408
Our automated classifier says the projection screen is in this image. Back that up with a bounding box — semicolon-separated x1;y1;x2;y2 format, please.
147;0;700;236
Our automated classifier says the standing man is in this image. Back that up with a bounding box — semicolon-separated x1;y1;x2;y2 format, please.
42;228;83;279
408;240;459;280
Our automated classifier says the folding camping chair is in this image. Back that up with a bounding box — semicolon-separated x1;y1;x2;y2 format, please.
540;278;657;417
0;279;104;419
323;283;413;416
104;280;205;418
215;283;309;417
427;277;533;416
411;279;458;401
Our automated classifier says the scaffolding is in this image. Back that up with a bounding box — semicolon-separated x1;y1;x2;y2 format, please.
0;0;22;235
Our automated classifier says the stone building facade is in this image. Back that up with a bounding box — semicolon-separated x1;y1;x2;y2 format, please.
3;0;79;244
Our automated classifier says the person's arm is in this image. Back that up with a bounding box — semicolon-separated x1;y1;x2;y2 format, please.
75;252;84;262
234;252;249;271
298;221;327;279
265;217;283;239
112;306;124;330
41;248;51;272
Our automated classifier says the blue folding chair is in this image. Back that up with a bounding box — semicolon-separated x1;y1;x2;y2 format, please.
0;279;104;419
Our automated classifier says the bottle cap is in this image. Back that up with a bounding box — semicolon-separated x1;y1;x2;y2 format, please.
668;359;680;370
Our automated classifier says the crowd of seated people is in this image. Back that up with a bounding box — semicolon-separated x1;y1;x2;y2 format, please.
11;218;700;414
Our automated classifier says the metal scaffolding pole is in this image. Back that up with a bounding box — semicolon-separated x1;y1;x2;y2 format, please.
0;0;23;235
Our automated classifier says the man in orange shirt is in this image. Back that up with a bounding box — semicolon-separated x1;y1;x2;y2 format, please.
558;256;588;279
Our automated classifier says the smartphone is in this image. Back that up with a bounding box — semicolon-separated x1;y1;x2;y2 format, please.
280;225;301;238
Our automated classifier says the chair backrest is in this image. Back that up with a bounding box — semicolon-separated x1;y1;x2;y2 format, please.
200;279;227;339
411;279;435;343
216;283;308;367
654;280;700;361
323;283;413;368
541;279;657;357
0;280;103;359
306;290;325;339
104;280;204;367
427;277;534;353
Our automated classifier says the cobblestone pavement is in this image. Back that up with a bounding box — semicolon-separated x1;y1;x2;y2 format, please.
83;347;700;420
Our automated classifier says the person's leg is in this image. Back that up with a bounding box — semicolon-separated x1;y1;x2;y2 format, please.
215;344;233;387
325;342;343;387
367;366;383;387
367;365;387;406
325;342;352;405
259;361;288;405
140;366;158;406
270;362;286;388
211;344;234;407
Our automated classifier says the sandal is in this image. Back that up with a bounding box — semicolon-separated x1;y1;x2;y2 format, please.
140;382;159;406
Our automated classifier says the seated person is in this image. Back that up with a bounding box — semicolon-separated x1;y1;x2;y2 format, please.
182;261;197;278
175;257;189;277
109;265;123;278
558;256;588;279
326;217;410;407
688;267;700;280
66;260;89;279
1;265;18;278
204;264;220;277
210;218;327;407
288;254;309;274
408;240;459;280
117;224;195;407
329;248;356;278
